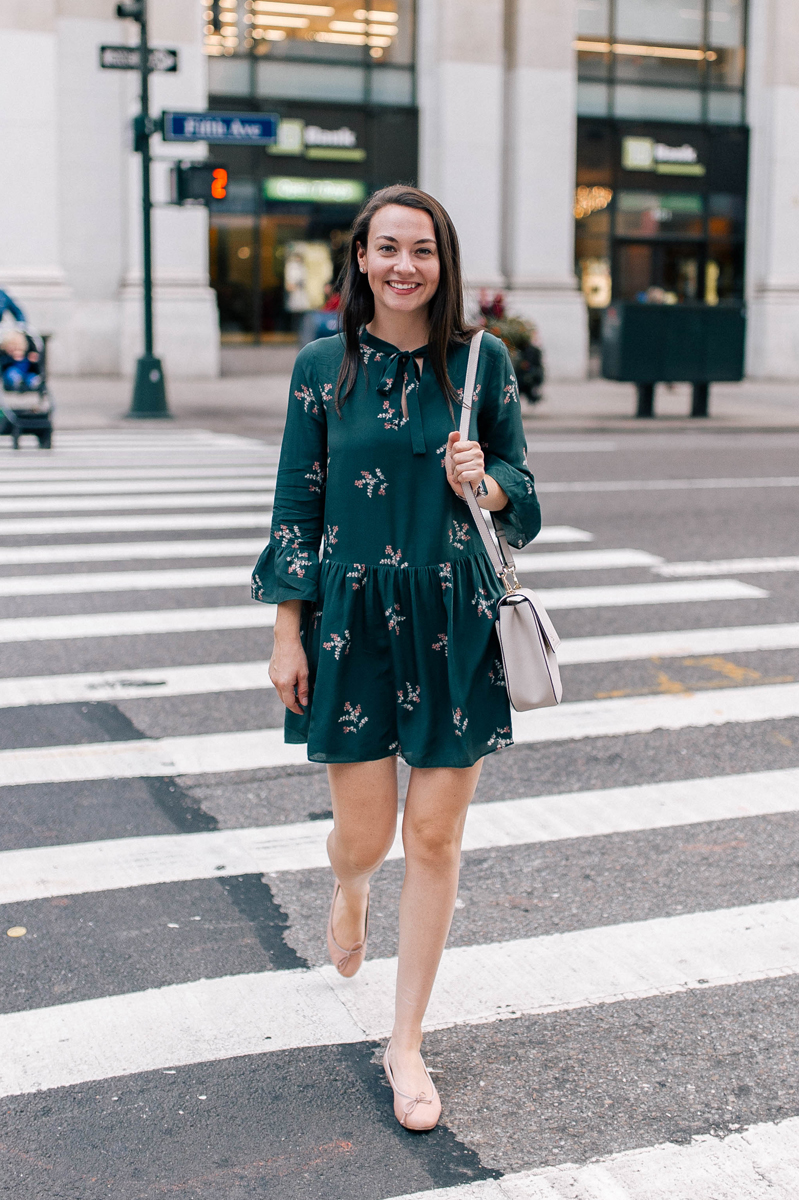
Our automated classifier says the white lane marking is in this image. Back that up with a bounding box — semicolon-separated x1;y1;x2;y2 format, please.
7;621;799;704
536;579;767;609
0;539;270;567
2;897;799;1097
534;526;594;543
0;660;274;707
0;529;592;566
514;548;663;572
0;477;275;497
3;681;799;786
2;767;797;905
0;491;274;514
392;1116;799;1200
0;512;273;536
0;465;278;483
0;605;276;645
656;556;799;577
538;476;799;493
559;622;799;664
0;571;766;605
0;566;256;598
527;441;616;452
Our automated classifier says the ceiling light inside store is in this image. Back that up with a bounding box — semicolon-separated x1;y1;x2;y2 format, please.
259;27;287;37
253;13;310;24
252;1;334;12
330;20;367;31
355;8;398;18
369;46;383;57
369;23;396;34
574;38;712;60
367;35;392;44
315;30;366;43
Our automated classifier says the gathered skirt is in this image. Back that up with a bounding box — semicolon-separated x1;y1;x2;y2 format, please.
285;555;514;768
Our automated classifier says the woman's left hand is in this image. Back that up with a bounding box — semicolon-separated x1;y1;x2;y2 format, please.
445;430;485;498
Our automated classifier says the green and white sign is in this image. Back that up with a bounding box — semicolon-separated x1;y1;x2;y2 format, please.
622;136;706;176
264;176;366;204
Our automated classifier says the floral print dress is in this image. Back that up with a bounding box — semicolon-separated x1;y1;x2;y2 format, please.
252;328;541;768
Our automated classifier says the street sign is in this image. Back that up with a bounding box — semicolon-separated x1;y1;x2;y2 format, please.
99;44;179;71
162;111;279;146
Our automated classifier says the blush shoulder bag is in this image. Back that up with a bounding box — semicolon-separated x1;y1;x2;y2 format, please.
458;330;563;711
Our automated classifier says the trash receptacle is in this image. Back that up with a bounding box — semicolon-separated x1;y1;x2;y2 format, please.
601;302;746;418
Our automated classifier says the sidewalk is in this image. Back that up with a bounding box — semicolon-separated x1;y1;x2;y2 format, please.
44;371;799;439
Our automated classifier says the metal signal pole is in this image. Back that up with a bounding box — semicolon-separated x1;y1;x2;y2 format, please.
117;0;171;418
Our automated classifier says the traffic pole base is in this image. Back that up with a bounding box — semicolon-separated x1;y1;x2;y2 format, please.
125;354;172;419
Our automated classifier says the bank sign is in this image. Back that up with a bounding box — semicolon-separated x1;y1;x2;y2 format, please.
162;111;279;146
622;135;706;177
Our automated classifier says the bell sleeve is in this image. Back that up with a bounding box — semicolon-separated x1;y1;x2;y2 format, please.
477;336;542;548
251;345;327;604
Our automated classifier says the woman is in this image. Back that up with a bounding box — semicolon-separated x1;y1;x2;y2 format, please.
253;185;540;1130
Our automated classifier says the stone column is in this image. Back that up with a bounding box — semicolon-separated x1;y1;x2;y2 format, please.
501;0;587;379
416;0;506;293
745;0;799;379
0;4;73;366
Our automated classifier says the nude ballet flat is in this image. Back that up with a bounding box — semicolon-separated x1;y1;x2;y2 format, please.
326;881;369;977
383;1040;442;1131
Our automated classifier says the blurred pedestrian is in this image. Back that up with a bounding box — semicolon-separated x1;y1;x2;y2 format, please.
253;185;539;1131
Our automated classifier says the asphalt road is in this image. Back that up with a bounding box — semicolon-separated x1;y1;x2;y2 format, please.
1;422;799;1199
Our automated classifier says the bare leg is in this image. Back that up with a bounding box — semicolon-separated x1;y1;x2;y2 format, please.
389;761;483;1106
326;757;399;948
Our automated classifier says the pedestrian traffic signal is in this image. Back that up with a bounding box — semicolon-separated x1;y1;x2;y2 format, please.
170;162;229;206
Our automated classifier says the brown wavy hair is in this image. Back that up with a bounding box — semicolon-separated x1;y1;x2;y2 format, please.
333;184;473;414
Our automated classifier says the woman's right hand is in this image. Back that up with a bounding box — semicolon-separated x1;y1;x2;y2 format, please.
269;600;309;714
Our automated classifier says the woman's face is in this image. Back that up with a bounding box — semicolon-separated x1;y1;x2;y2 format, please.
357;204;440;317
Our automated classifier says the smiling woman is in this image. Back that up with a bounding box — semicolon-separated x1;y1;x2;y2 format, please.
251;183;540;1133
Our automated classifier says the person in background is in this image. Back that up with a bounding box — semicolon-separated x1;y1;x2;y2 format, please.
0;329;42;393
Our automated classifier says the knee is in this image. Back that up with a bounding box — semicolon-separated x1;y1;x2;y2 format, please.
403;816;462;869
330;826;394;874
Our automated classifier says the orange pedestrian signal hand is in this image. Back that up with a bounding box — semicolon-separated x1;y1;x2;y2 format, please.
211;168;228;200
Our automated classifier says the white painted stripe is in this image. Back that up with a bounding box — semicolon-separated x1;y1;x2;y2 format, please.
0;538;269;567
0;465;277;482
0;534;596;567
392;1116;799;1200
525;440;617;452
0;490;274;514
0;477;275;497
0;605;276;645
534;526;594;543
559;621;799;665
1;897;798;1097
513;548;663;572
1;767;796;905
538;476;799;494
0;660;273;707
6;623;799;706
656;556;799;578
0;512;273;536
0;565;254;598
2;681;799;786
535;579;767;610
0;570;758;606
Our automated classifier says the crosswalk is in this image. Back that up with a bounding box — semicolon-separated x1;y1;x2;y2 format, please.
1;426;798;1198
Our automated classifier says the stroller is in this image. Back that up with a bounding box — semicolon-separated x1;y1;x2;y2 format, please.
0;327;54;449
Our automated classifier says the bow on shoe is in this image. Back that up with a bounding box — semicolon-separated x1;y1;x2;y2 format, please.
377;348;427;455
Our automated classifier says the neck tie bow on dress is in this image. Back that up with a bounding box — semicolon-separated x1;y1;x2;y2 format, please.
376;347;428;455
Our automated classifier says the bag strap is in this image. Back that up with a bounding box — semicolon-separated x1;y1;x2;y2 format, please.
458;331;520;594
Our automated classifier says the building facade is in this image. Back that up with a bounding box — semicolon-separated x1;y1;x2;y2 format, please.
1;0;798;380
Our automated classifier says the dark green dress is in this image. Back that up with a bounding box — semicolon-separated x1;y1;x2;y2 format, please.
252;329;541;768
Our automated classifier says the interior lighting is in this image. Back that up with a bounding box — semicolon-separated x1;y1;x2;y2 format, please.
574;185;613;219
253;13;310;24
315;30;366;43
367;34;392;45
330;19;367;31
263;27;286;37
369;46;383;57
574;38;714;61
368;23;396;34
355;8;398;18
252;1;334;12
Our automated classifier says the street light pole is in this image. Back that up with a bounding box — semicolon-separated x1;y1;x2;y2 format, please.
118;0;171;418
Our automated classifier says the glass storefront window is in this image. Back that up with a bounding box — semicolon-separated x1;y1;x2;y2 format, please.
203;0;414;66
615;0;703;45
614;85;703;122
708;0;745;48
576;0;610;38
